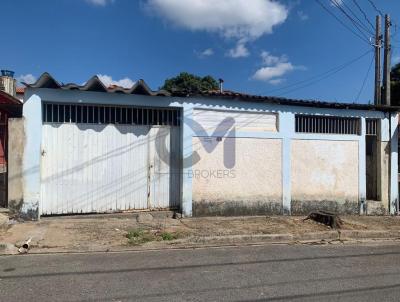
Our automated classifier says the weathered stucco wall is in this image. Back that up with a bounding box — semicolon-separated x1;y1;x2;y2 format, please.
8;118;25;214
291;139;359;214
20;88;398;218
375;140;390;214
192;137;282;216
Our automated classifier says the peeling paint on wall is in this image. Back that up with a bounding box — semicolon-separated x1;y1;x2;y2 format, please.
291;140;359;213
7;118;25;214
192;137;282;215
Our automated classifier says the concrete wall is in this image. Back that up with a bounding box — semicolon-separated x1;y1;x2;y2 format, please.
7;118;24;215
192;137;282;216
375;141;390;214
21;94;42;219
291;140;359;214
19;88;398;218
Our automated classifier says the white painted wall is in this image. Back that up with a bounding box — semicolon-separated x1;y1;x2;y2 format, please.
193;109;278;133
291;140;359;202
20;88;398;218
192;137;282;203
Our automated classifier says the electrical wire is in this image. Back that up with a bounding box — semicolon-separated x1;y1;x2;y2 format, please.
355;53;374;102
367;0;384;17
263;49;373;96
351;0;375;31
314;0;372;45
340;0;374;35
331;0;374;36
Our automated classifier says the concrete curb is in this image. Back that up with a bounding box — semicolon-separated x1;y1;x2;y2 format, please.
339;230;400;240
185;233;295;244
0;242;19;255
294;231;339;241
180;230;400;245
1;229;400;256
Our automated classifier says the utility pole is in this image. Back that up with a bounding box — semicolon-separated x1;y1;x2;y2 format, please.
383;14;391;106
374;15;382;105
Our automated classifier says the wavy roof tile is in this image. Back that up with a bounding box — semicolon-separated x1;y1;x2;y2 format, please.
24;72;171;97
23;73;398;112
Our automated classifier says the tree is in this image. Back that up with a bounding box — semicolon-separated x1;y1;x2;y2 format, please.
161;72;219;94
391;63;400;106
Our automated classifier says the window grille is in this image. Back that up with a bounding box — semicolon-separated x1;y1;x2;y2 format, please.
365;119;378;136
42;103;181;126
295;115;360;135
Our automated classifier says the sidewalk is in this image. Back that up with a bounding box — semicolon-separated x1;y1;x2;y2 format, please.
1;212;400;254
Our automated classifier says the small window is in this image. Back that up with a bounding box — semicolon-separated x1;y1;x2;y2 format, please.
295;114;360;135
42;103;181;126
366;119;379;136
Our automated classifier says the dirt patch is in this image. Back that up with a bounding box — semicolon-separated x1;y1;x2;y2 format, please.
1;213;400;253
340;216;400;231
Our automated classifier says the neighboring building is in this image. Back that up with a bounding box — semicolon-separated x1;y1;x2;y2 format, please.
15;72;399;219
15;87;25;102
0;70;16;97
0;69;27;102
0;70;23;209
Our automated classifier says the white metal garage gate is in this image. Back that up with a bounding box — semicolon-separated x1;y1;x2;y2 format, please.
40;103;181;215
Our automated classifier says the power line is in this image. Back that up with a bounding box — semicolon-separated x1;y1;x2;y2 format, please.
263;49;373;97
264;49;372;94
331;0;374;36
314;0;371;45
351;0;375;31
367;0;384;16
355;53;374;102
341;0;374;35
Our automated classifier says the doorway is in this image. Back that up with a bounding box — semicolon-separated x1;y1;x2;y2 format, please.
365;119;379;200
0;110;8;207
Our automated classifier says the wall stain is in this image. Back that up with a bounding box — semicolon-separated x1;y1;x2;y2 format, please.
291;200;359;215
193;200;282;216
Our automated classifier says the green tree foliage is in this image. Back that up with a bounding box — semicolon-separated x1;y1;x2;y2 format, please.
162;72;219;93
391;63;400;106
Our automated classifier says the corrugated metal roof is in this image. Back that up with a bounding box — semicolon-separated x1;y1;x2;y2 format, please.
187;90;399;112
24;73;399;112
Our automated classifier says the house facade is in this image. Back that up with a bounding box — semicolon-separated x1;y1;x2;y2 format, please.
14;73;399;219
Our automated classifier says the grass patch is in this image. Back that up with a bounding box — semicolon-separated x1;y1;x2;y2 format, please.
125;229;179;245
160;232;178;241
126;229;155;245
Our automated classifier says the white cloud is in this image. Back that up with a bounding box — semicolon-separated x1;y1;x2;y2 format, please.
97;74;135;88
227;42;249;58
261;51;287;65
252;51;304;84
16;74;36;84
269;78;286;85
85;0;115;7
253;62;295;82
146;0;288;57
196;48;214;58
297;10;309;21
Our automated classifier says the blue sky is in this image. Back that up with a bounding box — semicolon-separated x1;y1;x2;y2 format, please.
1;0;400;104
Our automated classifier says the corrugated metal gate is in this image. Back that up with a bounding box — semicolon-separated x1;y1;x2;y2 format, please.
40;103;181;215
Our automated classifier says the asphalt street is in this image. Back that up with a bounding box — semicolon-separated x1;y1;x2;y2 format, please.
1;243;400;301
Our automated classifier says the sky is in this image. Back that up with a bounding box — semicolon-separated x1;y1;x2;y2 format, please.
1;0;400;104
